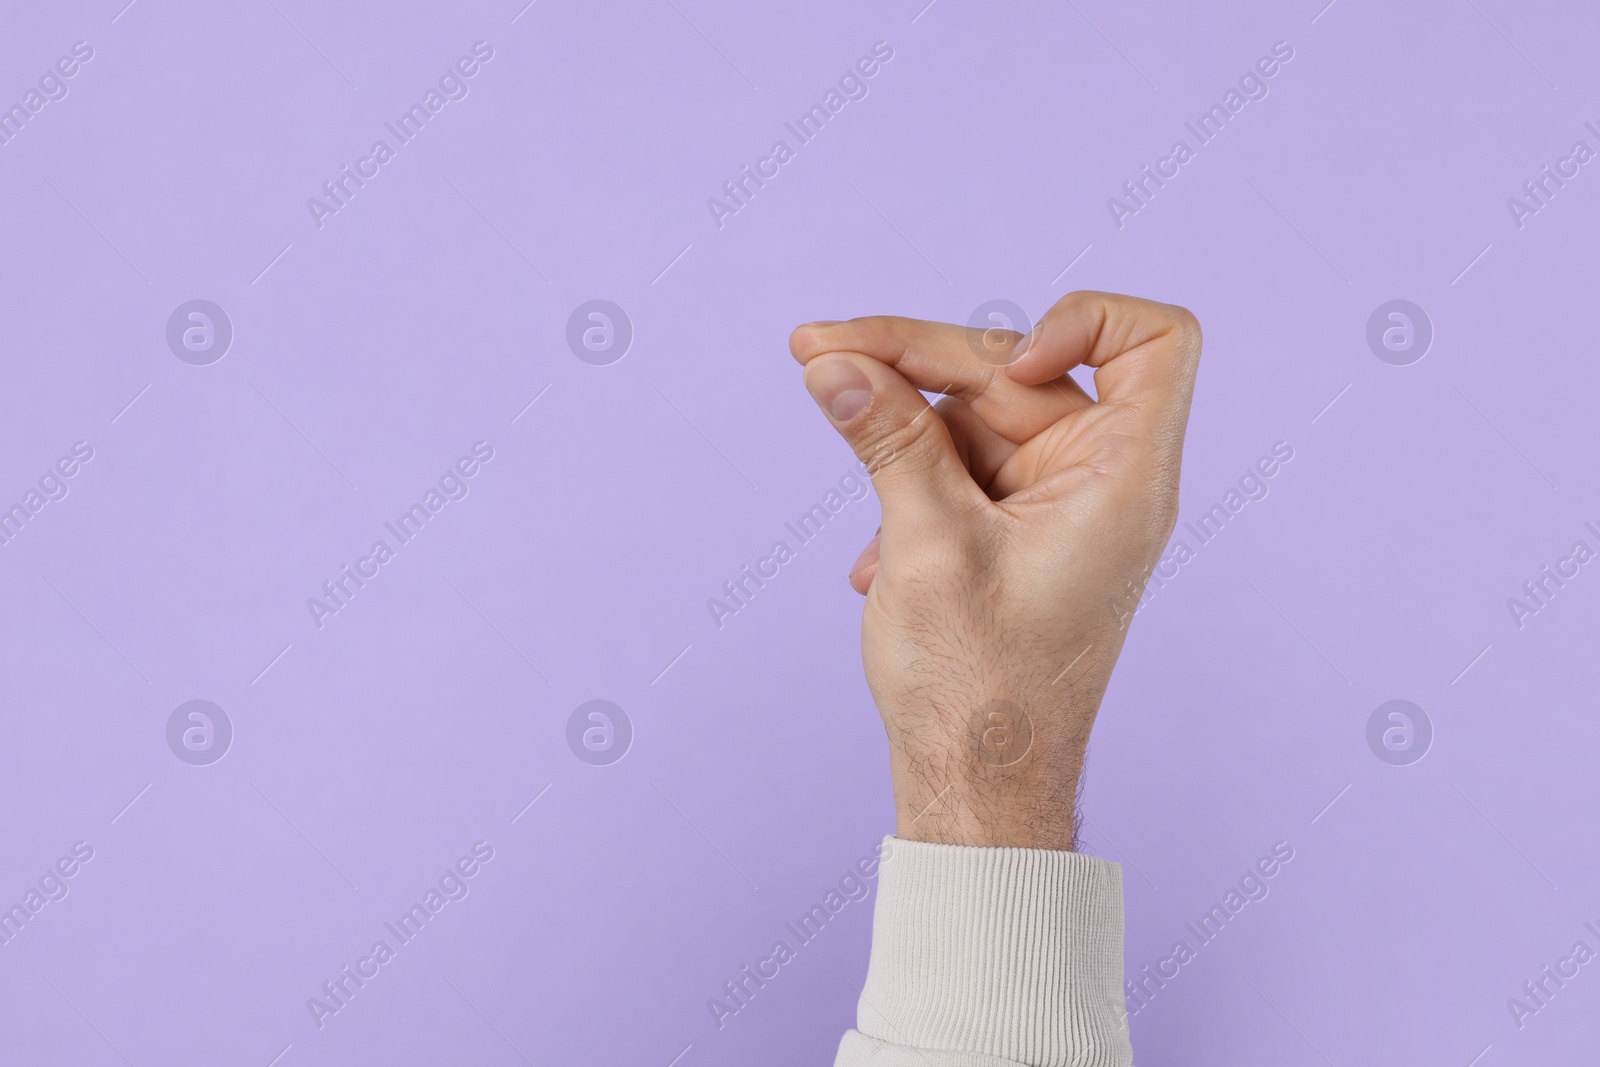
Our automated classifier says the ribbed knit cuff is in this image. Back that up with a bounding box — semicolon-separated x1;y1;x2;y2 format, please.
834;836;1131;1067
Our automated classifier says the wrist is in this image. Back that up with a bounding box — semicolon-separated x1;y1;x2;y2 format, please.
894;798;1079;850
875;689;1099;851
888;750;1084;851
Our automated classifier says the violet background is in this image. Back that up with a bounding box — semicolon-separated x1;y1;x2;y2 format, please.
2;1;1597;1064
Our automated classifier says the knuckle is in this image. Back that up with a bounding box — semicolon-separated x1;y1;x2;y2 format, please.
1152;489;1181;541
855;407;944;479
1166;305;1203;356
1138;487;1182;561
1101;474;1180;554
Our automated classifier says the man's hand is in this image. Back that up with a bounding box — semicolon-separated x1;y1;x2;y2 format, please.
790;292;1201;851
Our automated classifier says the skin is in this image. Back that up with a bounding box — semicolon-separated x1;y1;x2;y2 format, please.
789;291;1202;851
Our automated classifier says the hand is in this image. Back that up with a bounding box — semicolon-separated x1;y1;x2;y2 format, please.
790;292;1201;850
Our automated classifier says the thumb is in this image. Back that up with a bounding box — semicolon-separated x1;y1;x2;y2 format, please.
848;531;881;594
802;352;983;536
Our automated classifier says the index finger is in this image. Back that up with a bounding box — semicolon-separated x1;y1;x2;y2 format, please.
790;315;1094;445
1006;291;1202;431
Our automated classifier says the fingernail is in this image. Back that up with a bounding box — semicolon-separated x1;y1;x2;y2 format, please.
849;535;881;579
806;359;872;422
803;320;844;328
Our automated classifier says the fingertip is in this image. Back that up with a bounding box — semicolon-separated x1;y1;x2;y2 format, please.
789;320;846;363
1003;334;1052;384
999;328;1037;373
848;535;881;594
1002;312;1093;384
848;561;878;595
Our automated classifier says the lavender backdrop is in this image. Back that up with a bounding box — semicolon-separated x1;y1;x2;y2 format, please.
2;0;1597;1064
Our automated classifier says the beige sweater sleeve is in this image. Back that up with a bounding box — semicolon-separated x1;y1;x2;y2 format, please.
834;836;1133;1067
